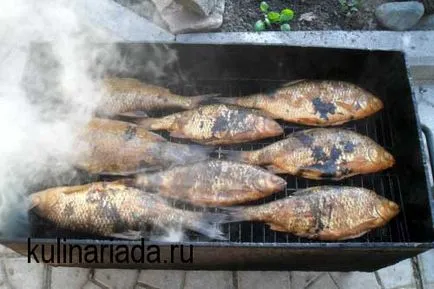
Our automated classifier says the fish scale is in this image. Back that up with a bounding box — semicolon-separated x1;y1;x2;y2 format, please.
234;186;400;241
29;182;227;240
134;160;287;206
216;80;383;126
228;128;395;180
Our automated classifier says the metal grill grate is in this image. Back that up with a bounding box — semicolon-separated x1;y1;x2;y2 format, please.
166;78;410;244
29;78;411;244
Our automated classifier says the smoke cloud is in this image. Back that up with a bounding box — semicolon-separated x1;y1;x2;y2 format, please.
0;0;182;240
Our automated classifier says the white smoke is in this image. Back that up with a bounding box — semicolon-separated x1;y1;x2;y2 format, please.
0;0;117;236
0;0;190;241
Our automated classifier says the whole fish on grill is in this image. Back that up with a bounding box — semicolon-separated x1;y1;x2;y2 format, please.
134;160;287;206
227;128;395;180
97;77;218;116
74;118;212;175
29;182;226;240
228;186;400;241
216;80;383;126
138;104;284;145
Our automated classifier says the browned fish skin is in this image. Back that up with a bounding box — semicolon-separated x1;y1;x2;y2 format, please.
98;78;215;115
234;186;399;240
217;80;383;126
231;128;395;180
74;118;211;175
135;160;287;206
138;104;284;145
29;182;225;239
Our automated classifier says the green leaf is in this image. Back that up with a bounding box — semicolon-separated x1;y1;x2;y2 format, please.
260;1;269;12
280;9;294;22
264;17;271;27
267;11;280;23
280;23;291;31
254;20;266;32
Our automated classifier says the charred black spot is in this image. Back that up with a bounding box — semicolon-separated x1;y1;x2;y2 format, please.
293;131;314;146
199;121;204;129
343;141;355;153
312;146;328;162
330;146;342;161
211;109;249;135
124;126;137;141
64;203;74;216
312;97;336;120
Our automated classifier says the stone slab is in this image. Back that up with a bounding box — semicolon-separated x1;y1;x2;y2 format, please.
184;271;233;289
137;270;184;289
376;259;416;289
2;258;45;289
72;0;174;42
51;267;90;289
329;272;380;289
238;271;290;289
418;249;434;287
93;269;138;289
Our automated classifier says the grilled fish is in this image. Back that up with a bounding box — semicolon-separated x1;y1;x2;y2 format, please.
29;182;226;240
74;118;212;175
217;80;383;126
134;160;287;206
228;128;395;180
97;77;217;116
229;186;399;240
138;104;284;145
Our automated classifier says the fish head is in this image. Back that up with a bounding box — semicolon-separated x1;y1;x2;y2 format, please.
375;197;400;223
254;173;287;193
29;187;61;213
351;86;384;115
253;116;284;138
365;143;395;171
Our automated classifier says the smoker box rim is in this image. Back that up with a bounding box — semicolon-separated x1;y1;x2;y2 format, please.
2;238;433;249
20;43;434;245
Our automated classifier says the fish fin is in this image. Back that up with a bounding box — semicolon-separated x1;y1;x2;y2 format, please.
117;111;149;119
281;79;307;87
187;212;230;240
266;165;288;174
269;223;288;232
217;207;250;223
213;97;239;105
290;187;317;196
96;166;164;177
169;131;189;139
189;93;222;108
165;144;214;166
110;230;142;240
220;150;251;163
297;165;338;180
336;230;369;241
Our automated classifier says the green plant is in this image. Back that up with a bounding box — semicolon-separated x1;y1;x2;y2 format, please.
338;0;361;16
254;1;295;32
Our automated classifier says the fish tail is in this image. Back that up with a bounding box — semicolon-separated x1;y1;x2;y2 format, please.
218;206;259;223
137;117;171;131
167;143;214;165
221;150;258;165
185;212;229;240
187;93;222;108
213;96;239;106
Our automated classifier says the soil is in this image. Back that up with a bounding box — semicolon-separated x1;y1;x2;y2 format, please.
220;0;387;31
114;0;388;32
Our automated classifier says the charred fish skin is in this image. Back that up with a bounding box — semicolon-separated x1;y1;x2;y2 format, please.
217;80;383;126
74;118;211;175
97;78;217;116
29;182;225;240
139;104;284;145
135;160;287;206
230;128;395;180
235;186;400;241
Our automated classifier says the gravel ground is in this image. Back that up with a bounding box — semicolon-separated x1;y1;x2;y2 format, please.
221;0;387;32
113;0;388;32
